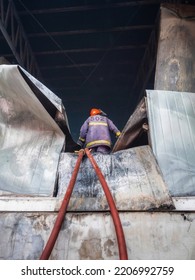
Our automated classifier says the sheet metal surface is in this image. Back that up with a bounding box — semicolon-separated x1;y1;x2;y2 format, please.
58;145;174;211
0;65;65;196
147;89;195;196
19;66;79;153
19;67;63;113
113;97;148;152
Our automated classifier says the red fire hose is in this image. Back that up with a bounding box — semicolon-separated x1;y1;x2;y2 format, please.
39;148;128;260
39;149;84;260
85;148;128;260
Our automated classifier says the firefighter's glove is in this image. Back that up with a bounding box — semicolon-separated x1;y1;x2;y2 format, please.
75;148;85;155
116;131;121;138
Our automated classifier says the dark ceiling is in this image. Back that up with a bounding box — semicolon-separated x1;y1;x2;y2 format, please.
0;0;194;142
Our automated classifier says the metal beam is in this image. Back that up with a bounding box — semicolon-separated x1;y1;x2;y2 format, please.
18;1;162;15
34;45;147;56
0;44;146;59
0;0;41;78
39;59;139;70
17;1;185;16
27;25;154;38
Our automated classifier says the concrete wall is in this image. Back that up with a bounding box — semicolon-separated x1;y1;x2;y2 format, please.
0;146;194;260
155;4;195;92
0;212;195;260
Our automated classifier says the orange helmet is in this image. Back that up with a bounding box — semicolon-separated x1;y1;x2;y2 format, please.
90;108;102;116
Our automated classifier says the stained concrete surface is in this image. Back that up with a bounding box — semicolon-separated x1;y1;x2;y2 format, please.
0;212;195;260
58;146;174;211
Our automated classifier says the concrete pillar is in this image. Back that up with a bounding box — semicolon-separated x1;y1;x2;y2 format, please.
154;4;195;92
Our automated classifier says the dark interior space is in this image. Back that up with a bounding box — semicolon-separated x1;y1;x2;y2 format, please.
1;0;194;144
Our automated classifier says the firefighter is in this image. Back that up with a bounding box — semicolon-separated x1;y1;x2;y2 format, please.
77;108;121;154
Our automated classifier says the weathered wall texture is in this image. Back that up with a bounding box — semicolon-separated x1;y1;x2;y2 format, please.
0;212;195;260
155;4;195;92
58;146;174;211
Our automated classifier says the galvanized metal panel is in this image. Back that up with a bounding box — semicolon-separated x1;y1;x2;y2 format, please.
58;146;174;211
147;89;195;196
0;65;65;196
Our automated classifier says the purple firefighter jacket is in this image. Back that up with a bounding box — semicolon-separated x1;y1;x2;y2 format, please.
78;114;120;148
